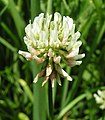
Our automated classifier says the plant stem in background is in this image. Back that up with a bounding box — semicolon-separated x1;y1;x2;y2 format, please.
57;93;86;119
1;0;25;39
48;81;53;120
47;0;53;14
47;1;53;119
31;0;40;20
60;66;71;109
31;1;47;120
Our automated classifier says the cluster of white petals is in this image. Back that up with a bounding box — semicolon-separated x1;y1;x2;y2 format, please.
19;12;85;87
94;90;105;110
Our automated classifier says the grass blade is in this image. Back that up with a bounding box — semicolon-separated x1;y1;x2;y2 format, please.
31;0;40;20
1;0;25;38
0;36;17;52
31;1;47;120
0;22;19;46
57;93;86;119
47;0;53;14
19;79;33;103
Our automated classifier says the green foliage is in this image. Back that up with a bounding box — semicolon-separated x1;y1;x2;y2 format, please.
0;0;105;120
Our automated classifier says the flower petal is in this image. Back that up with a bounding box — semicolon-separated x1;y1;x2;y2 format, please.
55;65;72;81
33;55;45;64
66;60;82;67
42;76;49;86
33;69;45;83
33;74;39;83
46;64;53;76
56;74;62;86
18;50;33;60
73;54;85;60
53;56;61;64
66;52;76;58
51;78;55;88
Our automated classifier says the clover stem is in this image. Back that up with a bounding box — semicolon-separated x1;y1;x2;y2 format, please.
48;80;53;120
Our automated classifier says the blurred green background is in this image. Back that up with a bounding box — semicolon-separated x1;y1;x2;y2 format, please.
0;0;105;120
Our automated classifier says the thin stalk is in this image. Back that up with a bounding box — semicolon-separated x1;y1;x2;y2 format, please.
17;0;22;12
31;63;47;120
52;80;57;105
2;0;25;39
0;22;19;46
60;66;70;109
0;3;8;16
19;79;33;103
0;37;17;52
102;115;105;120
31;0;40;20
30;1;45;120
47;0;53;14
46;1;53;120
48;81;53;120
62;0;70;12
57;93;86;119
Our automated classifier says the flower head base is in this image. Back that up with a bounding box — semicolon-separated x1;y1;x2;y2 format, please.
94;90;105;110
19;12;85;87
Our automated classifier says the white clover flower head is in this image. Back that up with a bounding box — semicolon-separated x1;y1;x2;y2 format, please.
19;12;85;87
94;90;105;110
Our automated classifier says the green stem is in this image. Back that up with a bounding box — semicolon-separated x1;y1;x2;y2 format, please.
57;93;86;119
30;1;45;120
62;0;70;12
46;1;53;120
48;81;53;120
31;0;40;20
60;66;71;109
52;81;57;106
47;0;53;14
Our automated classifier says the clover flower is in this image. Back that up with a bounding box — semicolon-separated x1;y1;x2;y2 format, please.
94;90;105;110
19;12;85;87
